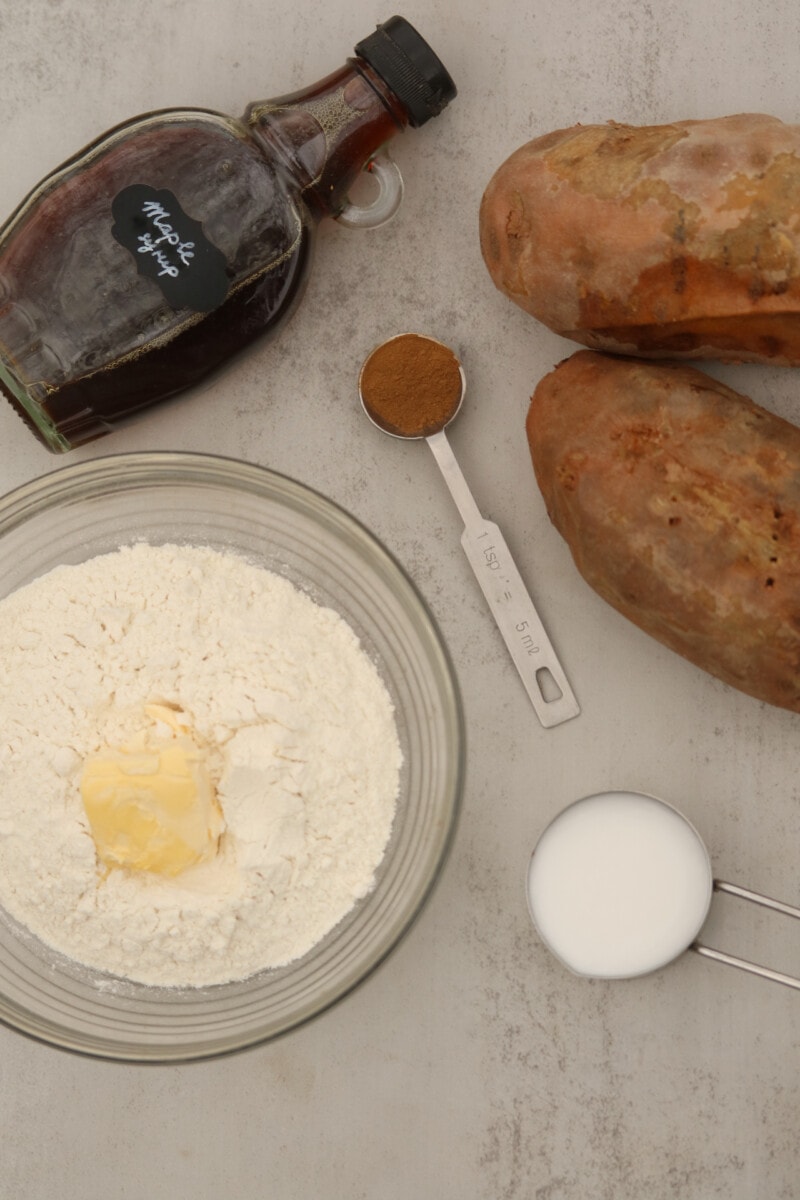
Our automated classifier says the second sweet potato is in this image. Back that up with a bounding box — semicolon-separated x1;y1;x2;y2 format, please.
527;351;800;711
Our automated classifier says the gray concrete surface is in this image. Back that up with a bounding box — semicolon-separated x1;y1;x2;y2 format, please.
1;1;798;1196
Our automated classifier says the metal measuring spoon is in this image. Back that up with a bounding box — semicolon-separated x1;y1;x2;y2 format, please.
359;333;579;729
527;790;800;991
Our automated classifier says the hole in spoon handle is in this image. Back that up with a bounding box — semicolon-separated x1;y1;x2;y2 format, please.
459;519;579;728
424;432;578;727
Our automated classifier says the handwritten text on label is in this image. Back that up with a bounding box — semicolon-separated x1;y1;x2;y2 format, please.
136;201;196;277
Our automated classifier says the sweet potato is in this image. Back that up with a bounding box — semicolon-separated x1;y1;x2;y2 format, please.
481;114;800;365
527;350;800;711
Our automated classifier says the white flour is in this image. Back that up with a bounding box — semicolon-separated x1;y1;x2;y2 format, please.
0;543;401;986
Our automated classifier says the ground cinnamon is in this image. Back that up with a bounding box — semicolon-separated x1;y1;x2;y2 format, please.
359;333;463;437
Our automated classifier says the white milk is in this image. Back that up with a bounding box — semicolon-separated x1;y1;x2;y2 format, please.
526;791;713;979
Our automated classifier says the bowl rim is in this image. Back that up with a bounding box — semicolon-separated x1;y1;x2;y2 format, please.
0;450;466;1063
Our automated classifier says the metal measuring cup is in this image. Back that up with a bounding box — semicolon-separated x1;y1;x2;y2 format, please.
527;789;800;991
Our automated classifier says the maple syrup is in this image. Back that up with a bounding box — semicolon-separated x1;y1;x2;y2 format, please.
0;17;455;450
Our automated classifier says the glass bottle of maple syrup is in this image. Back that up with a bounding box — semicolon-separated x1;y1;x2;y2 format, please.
0;16;456;451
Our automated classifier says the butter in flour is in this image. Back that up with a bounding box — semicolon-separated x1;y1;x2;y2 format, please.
80;703;224;877
0;543;401;987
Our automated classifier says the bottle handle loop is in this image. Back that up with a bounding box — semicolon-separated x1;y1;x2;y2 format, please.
336;152;404;230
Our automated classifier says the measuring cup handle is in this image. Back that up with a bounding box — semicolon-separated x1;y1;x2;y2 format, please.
692;943;800;992
692;878;800;992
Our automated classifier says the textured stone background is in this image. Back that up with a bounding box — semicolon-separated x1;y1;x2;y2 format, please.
1;1;799;1197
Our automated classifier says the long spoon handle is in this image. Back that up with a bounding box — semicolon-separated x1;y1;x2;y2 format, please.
426;429;579;728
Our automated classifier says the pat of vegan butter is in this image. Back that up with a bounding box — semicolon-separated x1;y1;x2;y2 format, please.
80;705;223;876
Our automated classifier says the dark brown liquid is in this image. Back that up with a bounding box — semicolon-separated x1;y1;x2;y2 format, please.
0;60;408;450
39;228;313;446
0;114;314;448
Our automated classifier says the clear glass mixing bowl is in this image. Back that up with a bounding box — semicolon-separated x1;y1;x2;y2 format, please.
0;452;463;1062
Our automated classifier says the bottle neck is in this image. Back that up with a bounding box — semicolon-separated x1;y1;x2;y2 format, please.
244;59;408;219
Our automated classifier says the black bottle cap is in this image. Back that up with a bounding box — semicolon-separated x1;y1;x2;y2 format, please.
354;16;457;127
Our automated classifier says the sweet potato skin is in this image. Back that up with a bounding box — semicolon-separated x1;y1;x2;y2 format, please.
481;115;800;365
527;351;800;711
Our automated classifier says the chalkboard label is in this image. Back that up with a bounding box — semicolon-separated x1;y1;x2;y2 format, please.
111;184;229;312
